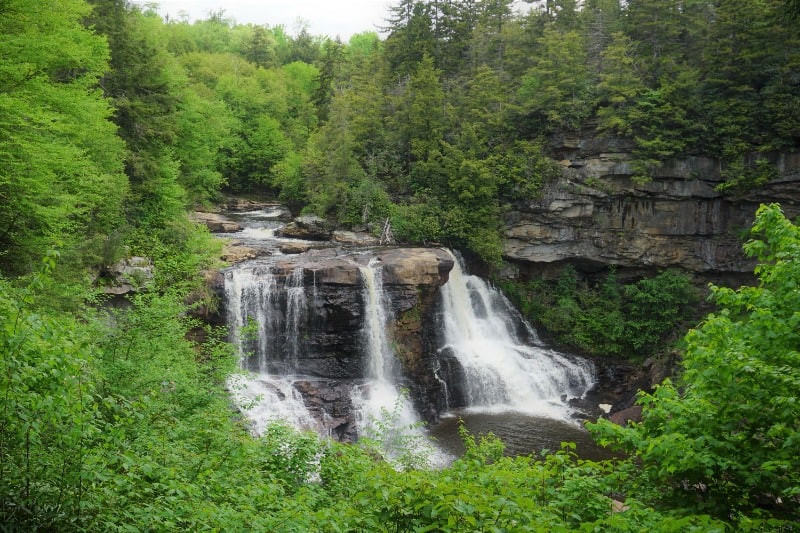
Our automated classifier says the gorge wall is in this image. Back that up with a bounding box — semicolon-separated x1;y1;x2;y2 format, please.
503;136;800;280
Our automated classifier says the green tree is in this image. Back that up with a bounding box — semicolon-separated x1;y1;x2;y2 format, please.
384;1;436;77
87;1;188;228
620;0;686;82
516;28;593;134
398;54;451;192
591;203;800;520
0;262;102;529
0;0;128;274
595;32;647;137
173;83;236;205
243;25;278;68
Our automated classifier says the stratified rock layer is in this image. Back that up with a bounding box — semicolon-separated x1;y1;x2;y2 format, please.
505;144;800;275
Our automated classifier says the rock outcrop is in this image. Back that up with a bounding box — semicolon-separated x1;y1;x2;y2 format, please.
222;247;455;435
191;212;243;233
101;256;154;295
504;142;800;276
277;215;333;241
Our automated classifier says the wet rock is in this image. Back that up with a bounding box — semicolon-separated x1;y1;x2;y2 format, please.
378;248;454;287
277;216;333;240
191;211;243;233
609;405;643;426
293;379;358;442
279;242;312;254
221;241;262;263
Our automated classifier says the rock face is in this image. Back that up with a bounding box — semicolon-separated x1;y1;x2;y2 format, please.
223;247;455;436
102;256;154;295
504;143;800;276
277;215;333;241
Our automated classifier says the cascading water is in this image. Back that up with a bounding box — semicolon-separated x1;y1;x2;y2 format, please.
224;263;318;433
284;267;307;363
351;259;419;434
438;251;595;418
224;264;278;372
217;207;603;458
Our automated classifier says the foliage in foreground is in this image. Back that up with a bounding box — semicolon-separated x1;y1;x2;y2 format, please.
591;204;800;522
4;206;800;531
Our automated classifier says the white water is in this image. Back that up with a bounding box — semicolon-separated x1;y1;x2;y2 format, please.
239;227;276;240
439;251;595;419
284;267;307;363
228;374;319;435
352;260;420;434
224;264;318;432
224;265;279;372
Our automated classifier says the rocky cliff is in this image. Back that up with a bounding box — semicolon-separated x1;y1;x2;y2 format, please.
221;247;454;439
504;138;800;278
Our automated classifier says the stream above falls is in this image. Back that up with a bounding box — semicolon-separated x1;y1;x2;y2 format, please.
210;205;612;461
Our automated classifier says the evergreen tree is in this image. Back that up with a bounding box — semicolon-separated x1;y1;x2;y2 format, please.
516;28;593;134
87;1;187;227
384;1;436;77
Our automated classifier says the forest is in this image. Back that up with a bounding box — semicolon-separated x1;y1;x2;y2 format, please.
1;0;798;530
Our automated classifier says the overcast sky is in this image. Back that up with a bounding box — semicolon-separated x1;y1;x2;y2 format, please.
133;0;394;40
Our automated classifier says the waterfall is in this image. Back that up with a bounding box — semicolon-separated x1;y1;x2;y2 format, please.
228;374;319;435
284;267;307;363
223;263;317;432
224;265;279;372
224;264;310;372
352;259;419;433
439;251;595;417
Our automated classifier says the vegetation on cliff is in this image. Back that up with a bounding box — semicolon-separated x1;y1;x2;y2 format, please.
500;268;698;358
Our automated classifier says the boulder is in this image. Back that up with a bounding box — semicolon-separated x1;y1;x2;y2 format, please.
609;405;643;426
277;216;333;240
279;241;312;254
103;256;154;295
332;230;380;246
191;212;243;233
377;248;454;287
221;241;261;263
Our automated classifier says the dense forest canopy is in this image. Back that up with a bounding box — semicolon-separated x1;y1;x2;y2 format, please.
0;0;798;530
2;0;798;274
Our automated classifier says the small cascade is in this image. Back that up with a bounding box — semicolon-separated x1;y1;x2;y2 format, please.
352;260;419;433
223;263;317;432
284;267;307;363
224;265;279;372
224;264;311;373
228;374;319;435
439;251;595;417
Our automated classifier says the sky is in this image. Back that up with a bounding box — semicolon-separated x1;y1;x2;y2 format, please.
132;0;394;40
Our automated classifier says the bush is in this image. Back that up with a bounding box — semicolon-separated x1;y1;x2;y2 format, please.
590;204;800;520
500;267;697;358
